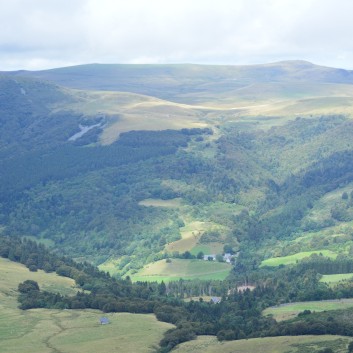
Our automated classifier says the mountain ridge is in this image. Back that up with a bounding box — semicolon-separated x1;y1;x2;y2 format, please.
4;61;353;106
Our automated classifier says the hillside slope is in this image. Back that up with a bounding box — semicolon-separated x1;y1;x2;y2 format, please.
2;63;353;276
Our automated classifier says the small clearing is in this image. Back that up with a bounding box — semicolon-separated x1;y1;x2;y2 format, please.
138;198;182;208
320;273;353;286
260;250;337;267
263;299;353;321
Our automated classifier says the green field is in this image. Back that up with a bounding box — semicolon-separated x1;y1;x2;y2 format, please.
260;250;337;267
0;258;174;353
263;299;353;321
129;258;231;282
173;335;352;353
320;273;353;285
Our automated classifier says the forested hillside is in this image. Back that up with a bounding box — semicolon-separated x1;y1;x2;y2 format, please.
2;63;353;277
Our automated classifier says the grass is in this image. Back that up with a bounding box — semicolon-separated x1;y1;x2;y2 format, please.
129;258;231;283
98;258;121;277
260;250;337;267
173;335;352;353
138;198;183;208
61;89;207;145
0;308;173;353
263;299;353;321
0;257;174;353
165;220;227;254
190;243;224;256
165;221;207;253
320;273;353;285
0;257;77;297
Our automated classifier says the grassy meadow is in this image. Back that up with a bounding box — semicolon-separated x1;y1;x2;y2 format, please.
165;220;226;254
129;258;231;282
263;299;353;321
320;273;353;285
260;250;337;267
0;257;77;297
173;335;352;353
0;258;174;353
138;198;183;208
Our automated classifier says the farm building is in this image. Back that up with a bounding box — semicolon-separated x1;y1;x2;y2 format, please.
100;317;110;325
210;297;221;304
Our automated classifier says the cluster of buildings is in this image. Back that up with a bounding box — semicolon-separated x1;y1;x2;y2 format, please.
203;253;235;263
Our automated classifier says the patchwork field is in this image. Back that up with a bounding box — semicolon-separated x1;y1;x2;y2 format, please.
263;299;353;321
173;335;352;353
129;258;231;282
165;221;208;253
0;258;174;353
165;220;225;255
260;250;337;267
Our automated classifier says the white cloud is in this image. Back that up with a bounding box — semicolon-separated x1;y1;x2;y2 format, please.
1;0;353;70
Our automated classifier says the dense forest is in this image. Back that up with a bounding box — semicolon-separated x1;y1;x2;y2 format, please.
3;105;353;271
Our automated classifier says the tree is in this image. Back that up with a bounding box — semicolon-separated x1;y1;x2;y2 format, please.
158;281;167;295
196;251;204;259
216;254;224;262
223;244;234;254
18;280;39;293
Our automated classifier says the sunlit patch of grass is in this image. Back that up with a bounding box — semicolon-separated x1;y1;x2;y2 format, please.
260;250;337;267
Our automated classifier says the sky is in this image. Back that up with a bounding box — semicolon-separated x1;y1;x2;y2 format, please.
1;0;353;70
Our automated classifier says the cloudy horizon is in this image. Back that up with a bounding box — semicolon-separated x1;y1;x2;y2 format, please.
1;0;353;71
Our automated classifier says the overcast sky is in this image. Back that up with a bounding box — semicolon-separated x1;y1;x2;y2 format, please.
1;0;353;70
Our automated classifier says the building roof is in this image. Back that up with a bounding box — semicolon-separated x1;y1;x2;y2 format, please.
100;317;110;324
210;297;221;304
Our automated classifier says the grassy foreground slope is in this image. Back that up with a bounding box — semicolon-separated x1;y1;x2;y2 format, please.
173;335;352;353
0;257;173;353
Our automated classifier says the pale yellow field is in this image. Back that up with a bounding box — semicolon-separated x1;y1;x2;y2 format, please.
165;221;212;253
165;221;205;253
0;257;77;297
0;308;173;353
59;89;208;145
173;335;352;353
52;79;353;149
